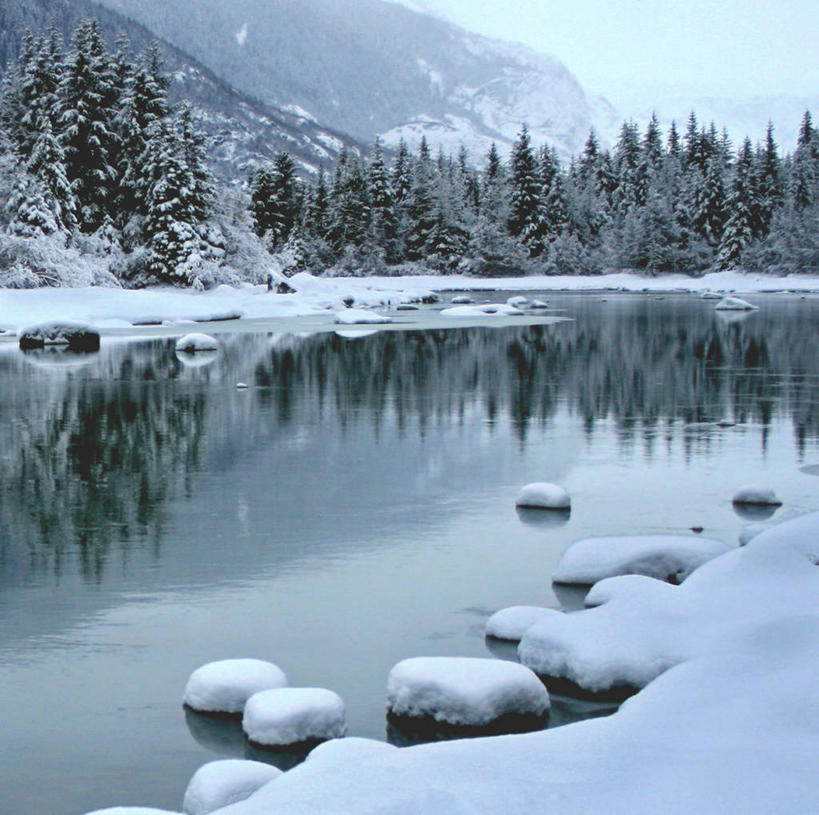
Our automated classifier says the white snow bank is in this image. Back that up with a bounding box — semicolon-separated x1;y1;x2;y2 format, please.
514;483;571;510
552;535;730;585
183;659;287;715
485;606;558;642
518;515;819;692
175;333;219;353
210;590;819;815
439;303;523;317
714;296;758;311
749;511;819;565
183;761;281;815
387;657;549;726
732;484;782;506
305;737;398;769
333;309;392;325
583;574;677;608
242;688;346;746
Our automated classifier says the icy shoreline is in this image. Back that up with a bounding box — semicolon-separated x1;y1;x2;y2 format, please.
1;270;817;338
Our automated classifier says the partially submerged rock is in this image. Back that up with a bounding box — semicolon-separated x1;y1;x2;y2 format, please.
183;659;288;716
485;606;558;642
552;535;730;585
334;309;392;325
18;321;100;352
732;484;782;506
242;688;347;748
386;656;549;732
515;482;571;510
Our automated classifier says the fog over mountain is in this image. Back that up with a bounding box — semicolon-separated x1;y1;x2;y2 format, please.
0;0;363;175
97;0;609;160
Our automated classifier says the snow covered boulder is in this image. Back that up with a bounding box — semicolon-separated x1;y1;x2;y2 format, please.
552;535;730;586
440;303;524;318
450;295;474;304
305;737;398;769
334;309;392;325
18;321;100;352
530;299;549;309
506;296;528;308
749;511;819;565
242;688;347;748
518;526;819;697
182;760;281;815
732;485;782;506
386;657;549;734
515;482;571;511
485;606;559;642
183;659;288;716
84;809;181;814
175;333;219;353
714;296;758;311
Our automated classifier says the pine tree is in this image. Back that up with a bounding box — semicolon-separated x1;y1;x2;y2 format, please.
367;138;398;260
717;139;755;268
752;122;783;237
59;20;120;232
250;152;301;249
177;103;213;221
693;156;728;248
507;125;543;254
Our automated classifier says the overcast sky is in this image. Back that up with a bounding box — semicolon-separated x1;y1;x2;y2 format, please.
401;0;819;107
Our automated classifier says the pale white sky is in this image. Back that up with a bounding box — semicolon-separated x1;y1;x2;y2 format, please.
399;0;819;107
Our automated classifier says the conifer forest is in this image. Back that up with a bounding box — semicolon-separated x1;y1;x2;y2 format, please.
1;19;818;289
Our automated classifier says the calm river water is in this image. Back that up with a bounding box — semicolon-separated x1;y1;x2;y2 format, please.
1;292;817;814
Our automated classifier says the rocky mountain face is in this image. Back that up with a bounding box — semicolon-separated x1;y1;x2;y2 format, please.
0;0;363;176
96;0;605;161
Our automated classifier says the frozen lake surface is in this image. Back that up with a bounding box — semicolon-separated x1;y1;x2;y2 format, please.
1;292;817;814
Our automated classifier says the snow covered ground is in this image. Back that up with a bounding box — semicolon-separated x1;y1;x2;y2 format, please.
2;271;818;342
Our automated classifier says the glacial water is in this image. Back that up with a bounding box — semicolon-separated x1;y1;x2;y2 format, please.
0;292;817;814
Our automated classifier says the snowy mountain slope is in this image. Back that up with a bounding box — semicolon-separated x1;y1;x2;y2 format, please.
0;0;363;175
96;0;604;160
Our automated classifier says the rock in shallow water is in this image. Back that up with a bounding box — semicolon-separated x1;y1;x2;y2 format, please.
183;659;288;715
515;482;571;510
183;760;281;815
18;321;100;352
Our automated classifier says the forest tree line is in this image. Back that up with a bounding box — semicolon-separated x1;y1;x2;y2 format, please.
252;114;819;277
0;17;817;288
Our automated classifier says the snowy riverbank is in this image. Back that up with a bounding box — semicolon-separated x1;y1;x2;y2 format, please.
1;270;818;337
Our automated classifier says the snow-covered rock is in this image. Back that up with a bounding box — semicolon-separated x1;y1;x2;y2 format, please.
450;295;474;304
485;606;558;642
18;321;100;352
333;309;392;325
552;535;730;585
749;511;819;565
714;296;759;311
183;659;288;715
183;760;281;815
518;517;819;693
732;485;782;506
529;300;549;309
175;333;219;353
699;290;723;299
305;737;398;769
506;296;528;308
515;483;571;511
242;688;346;747
386;657;549;728
440;303;524;318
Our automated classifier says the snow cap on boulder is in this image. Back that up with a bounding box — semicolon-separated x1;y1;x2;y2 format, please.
183;659;288;715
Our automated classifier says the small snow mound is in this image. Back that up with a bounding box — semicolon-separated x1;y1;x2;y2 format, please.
450;295;474;304
183;659;287;715
732;485;782;506
334;329;379;339
699;289;723;299
334;309;392;325
440;303;524;317
387;657;549;727
515;483;571;510
485;606;558;642
553;535;730;585
175;333;218;353
714;296;758;311
749;511;819;565
396;304;419;311
530;299;549;309
506;296;528;307
84;809;181;814
242;688;346;747
18;321;100;352
183;760;280;815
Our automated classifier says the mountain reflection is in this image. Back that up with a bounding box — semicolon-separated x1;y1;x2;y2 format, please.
0;296;816;582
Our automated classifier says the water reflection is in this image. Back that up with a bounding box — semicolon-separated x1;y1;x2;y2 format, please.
1;296;817;585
